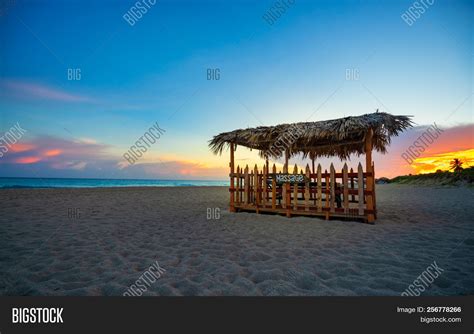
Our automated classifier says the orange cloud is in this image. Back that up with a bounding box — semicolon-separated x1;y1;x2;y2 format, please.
15;156;41;164
44;149;63;157
10;143;35;153
412;148;474;174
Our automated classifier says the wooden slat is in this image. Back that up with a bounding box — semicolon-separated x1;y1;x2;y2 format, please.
343;163;349;213
357;163;364;215
365;128;375;223
244;165;249;205
236;166;240;204
262;164;267;207
350;167;355;202
317;164;322;212
272;164;276;209
254;165;259;211
285;151;290;217
325;169;329;219
250;167;254;205
229;143;235;211
372;161;377;219
304;164;310;211
265;159;269;202
293;164;298;210
312;158;316;205
330;164;335;213
286;181;291;217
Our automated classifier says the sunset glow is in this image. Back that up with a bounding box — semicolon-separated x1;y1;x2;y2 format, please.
44;149;63;157
10;143;35;153
15;156;42;164
412;149;474;174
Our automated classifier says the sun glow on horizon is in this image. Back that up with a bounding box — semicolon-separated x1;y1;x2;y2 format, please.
412;149;474;174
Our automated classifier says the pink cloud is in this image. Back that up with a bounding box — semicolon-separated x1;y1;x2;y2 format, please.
43;149;63;157
0;136;112;170
15;156;42;164
125;161;228;180
1;80;93;103
0;135;230;179
9;143;36;153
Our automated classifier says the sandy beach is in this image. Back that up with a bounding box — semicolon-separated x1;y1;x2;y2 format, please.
0;185;473;296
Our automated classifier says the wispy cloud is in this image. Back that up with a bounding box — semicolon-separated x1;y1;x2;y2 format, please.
0;79;94;103
0;135;112;170
122;161;228;180
0;135;228;179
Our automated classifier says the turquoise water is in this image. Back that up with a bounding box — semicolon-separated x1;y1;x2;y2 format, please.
0;177;228;189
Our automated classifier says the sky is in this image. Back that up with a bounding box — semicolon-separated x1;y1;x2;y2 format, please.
0;0;472;179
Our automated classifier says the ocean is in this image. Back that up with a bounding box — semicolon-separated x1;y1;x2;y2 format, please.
0;177;228;189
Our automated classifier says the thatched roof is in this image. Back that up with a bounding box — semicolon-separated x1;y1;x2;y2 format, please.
209;112;413;159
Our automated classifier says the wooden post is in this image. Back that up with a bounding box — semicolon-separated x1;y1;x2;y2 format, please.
229;143;235;212
244;165;249;205
236;166;240;205
250;168;254;204
343;163;349;214
312;156;316;205
372;161;377;219
365;128;375;223
262;164;267;208
329;164;335;213
317;164;322;213
282;150;289;210
293;164;298;211
350;167;355;202
265;158;269;202
272;164;277;210
357;162;364;216
325;169;329;220
285;150;290;217
254;164;259;213
305;164;310;211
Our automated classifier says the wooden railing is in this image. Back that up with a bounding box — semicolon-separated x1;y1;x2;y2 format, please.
229;162;376;222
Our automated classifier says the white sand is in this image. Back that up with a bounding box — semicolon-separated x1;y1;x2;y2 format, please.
0;185;473;296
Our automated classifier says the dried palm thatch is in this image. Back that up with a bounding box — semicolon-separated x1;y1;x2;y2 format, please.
209;112;413;160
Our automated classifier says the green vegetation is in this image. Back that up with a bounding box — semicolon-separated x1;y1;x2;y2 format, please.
389;167;474;186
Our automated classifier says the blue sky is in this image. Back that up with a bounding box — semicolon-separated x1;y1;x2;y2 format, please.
0;0;472;179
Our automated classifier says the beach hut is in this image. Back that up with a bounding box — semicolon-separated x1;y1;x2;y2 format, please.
209;112;413;223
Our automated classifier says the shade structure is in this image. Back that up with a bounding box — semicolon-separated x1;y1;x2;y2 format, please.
209;112;413;159
209;111;413;223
